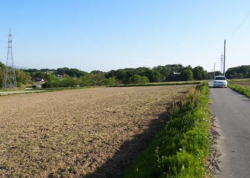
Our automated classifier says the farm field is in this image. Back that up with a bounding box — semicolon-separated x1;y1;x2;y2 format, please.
0;85;194;177
229;79;250;89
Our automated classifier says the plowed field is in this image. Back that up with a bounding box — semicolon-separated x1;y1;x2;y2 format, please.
0;85;194;177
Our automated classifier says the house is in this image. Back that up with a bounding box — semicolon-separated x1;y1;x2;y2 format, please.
173;72;181;75
35;78;44;82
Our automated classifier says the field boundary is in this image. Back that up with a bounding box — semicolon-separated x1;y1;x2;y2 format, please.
0;86;101;96
228;83;250;98
123;82;211;178
110;81;200;87
0;81;199;96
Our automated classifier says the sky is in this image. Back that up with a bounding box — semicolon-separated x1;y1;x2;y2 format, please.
0;0;250;73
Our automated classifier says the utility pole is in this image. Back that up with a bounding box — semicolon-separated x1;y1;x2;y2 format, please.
214;63;215;78
223;39;226;76
220;54;224;74
3;29;17;89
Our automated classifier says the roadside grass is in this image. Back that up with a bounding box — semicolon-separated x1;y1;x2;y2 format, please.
228;78;250;83
228;83;250;98
123;82;211;178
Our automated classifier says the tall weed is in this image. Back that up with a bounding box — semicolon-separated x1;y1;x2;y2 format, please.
228;83;250;98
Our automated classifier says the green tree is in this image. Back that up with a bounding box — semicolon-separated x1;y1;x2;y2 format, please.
90;70;103;75
79;74;91;86
226;65;250;79
202;70;208;79
130;75;142;84
43;74;60;88
141;76;149;83
34;71;46;78
122;78;129;84
0;75;3;88
61;76;77;87
181;69;193;81
129;75;149;84
153;65;171;81
215;71;222;76
105;70;116;78
91;73;106;86
237;73;244;79
240;65;250;77
0;61;4;68
16;70;30;85
0;66;30;88
192;66;204;80
116;69;127;80
107;77;117;86
148;70;162;82
135;67;150;76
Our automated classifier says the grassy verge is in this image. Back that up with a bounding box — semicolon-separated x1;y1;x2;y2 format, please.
123;82;211;178
0;86;102;96
110;81;200;87
228;83;250;98
0;81;200;93
228;78;250;83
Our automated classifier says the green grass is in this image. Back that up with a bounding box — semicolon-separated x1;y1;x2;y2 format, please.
123;82;211;178
110;81;200;87
228;78;250;83
228;83;250;98
0;86;103;96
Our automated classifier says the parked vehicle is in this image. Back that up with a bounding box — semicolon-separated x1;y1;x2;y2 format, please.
213;75;227;88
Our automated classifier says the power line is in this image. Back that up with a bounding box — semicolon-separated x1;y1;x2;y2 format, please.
229;10;250;40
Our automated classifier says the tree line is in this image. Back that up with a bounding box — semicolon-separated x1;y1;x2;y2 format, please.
1;61;237;89
22;64;213;88
226;65;250;79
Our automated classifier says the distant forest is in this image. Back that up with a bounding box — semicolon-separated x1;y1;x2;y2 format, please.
20;64;211;88
226;65;250;79
0;61;249;88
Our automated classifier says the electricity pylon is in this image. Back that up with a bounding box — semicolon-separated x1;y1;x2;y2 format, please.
3;29;17;89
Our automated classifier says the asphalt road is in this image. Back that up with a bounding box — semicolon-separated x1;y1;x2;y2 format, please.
209;82;250;178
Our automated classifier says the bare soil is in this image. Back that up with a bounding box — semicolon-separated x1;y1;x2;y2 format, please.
0;85;194;177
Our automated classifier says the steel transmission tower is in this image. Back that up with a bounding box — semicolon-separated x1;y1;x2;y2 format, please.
220;54;224;74
3;29;17;89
